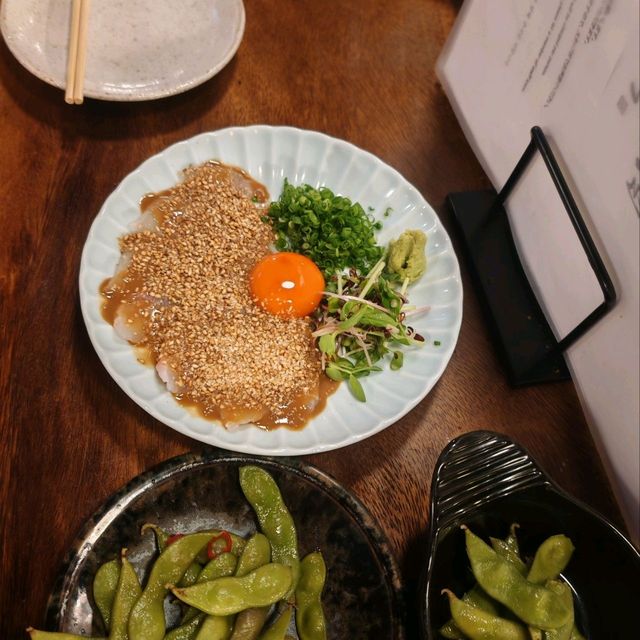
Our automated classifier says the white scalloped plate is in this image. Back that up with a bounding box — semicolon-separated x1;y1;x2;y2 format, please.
79;127;463;455
0;0;244;101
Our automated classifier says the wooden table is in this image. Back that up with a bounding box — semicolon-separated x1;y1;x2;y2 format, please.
0;1;625;637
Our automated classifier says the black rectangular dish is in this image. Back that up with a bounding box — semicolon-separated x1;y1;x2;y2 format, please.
420;431;640;639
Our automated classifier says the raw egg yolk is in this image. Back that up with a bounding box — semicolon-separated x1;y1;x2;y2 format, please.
250;252;325;318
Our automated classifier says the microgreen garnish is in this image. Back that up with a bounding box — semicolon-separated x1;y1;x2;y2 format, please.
312;259;428;401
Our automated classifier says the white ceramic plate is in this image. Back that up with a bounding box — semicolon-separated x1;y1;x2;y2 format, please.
79;126;463;455
0;0;245;101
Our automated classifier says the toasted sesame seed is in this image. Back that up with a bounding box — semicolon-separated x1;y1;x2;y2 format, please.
104;161;321;423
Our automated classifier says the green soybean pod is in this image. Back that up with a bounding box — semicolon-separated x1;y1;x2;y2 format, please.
141;524;170;553
141;525;203;589
239;467;299;595
182;554;239;625
194;615;233;640
527;536;575;585
128;531;214;640
504;524;521;553
179;563;203;588
235;533;271;577
464;585;499;614
109;551;142;640
201;552;239;581
295;552;327;640
27;631;104;640
490;538;527;576
443;590;529;640
464;528;571;630
440;584;499;639
142;526;247;557
171;563;293;617
93;559;120;632
224;533;271;639
229;607;270;640
438;620;465;639
164;614;205;640
258;606;293;640
544;580;574;640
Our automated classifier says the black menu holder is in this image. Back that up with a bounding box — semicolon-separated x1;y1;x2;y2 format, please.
448;126;616;386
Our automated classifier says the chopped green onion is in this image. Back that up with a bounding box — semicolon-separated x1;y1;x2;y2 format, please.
313;268;427;401
264;180;384;277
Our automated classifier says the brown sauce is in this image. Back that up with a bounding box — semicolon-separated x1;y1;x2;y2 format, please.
176;375;339;431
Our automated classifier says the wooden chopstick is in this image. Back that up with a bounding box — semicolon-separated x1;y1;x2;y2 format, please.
64;0;82;103
65;0;91;105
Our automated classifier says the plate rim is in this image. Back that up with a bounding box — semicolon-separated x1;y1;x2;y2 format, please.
0;0;246;101
45;451;407;637
79;125;464;455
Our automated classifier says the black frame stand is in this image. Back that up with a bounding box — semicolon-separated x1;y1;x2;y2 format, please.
448;126;616;386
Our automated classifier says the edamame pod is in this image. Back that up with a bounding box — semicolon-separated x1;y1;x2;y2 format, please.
93;559;120;632
527;536;574;585
438;621;465;639
171;563;293;616
182;553;238;624
217;534;271;639
141;524;170;553
235;534;271;577
544;580;574;640
142;525;245;560
465;584;499;614
164;614;205;640
464;528;571;630
201;553;239;581
295;552;327;640
258;606;292;640
27;631;104;640
229;607;270;640
141;525;203;589
443;590;529;640
505;525;520;553
239;467;299;596
194;615;233;640
490;537;527;576
128;532;213;640
179;563;203;588
109;551;142;640
182;553;239;625
440;584;499;639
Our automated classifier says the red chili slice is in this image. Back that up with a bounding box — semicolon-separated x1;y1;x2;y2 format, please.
166;533;185;546
207;531;233;560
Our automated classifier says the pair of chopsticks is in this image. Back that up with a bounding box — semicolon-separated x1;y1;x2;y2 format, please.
65;0;91;104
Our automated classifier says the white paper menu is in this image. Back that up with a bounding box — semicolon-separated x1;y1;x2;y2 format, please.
437;0;639;541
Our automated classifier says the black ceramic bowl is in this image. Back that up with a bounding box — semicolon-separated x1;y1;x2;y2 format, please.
44;451;405;639
420;431;640;640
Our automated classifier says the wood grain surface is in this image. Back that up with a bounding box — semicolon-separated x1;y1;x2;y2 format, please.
0;1;625;637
